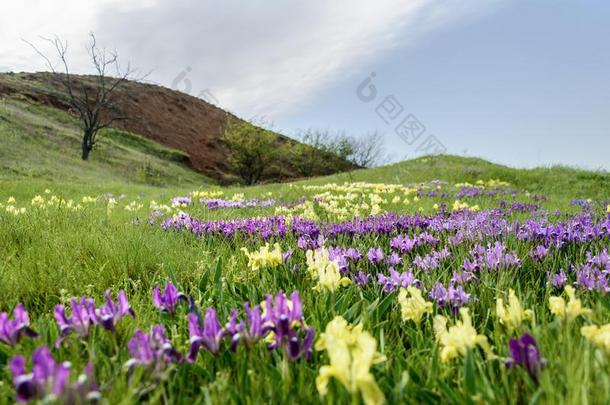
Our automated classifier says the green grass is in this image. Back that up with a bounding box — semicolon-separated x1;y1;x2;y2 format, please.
284;155;610;202
0;97;210;187
0;98;609;404
0;176;608;404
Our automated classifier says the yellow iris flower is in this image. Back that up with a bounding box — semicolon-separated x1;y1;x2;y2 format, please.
306;249;351;292
434;308;492;363
549;286;592;323
397;286;433;326
315;316;386;405
241;243;282;271
31;195;45;206
496;289;534;333
581;323;610;355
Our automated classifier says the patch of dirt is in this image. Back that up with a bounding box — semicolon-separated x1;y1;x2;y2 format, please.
0;72;349;182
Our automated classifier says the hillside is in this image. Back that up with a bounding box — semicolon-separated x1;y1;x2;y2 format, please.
1;72;608;202
0;72;355;182
285;155;610;202
0;97;211;188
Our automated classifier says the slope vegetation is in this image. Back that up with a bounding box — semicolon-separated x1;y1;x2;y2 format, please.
0;72;355;182
0;97;210;188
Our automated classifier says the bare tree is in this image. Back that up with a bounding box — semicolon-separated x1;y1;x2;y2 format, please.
297;129;386;168
350;131;385;167
25;33;138;160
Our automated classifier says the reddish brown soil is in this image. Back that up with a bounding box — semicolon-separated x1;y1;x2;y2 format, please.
0;72;340;182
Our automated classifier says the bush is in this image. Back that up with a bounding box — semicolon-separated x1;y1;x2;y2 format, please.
293;129;385;173
223;118;279;185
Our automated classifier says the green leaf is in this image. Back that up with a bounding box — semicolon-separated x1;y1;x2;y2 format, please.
214;257;223;300
415;388;441;404
463;349;477;397
343;299;362;320
375;292;395;318
436;379;463;405
198;268;209;294
167;265;178;286
528;388;544;405
408;368;422;385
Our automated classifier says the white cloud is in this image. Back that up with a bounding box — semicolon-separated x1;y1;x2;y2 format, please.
1;0;506;118
0;1;135;72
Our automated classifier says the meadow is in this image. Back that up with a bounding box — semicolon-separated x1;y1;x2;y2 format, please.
0;155;609;404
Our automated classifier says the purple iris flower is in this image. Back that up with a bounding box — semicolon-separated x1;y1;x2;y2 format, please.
483;242;521;270
413;254;440;272
221;291;314;360
286;326;315;361
354;271;370;287
428;283;448;305
187;308;224;362
390;235;417;253
367;247;385;265
417;232;440;247
54;290;134;346
282;248;293;263
262;291;302;341
96;290;135;332
0;303;38;346
126;325;182;372
386;252;402;267
571;198;592;209
224;303;267;350
462;258;481;273
171;196;192;206
153;282;186;315
261;291;314;361
242;302;266;342
377;268;419;293
200;197;275;210
505;333;546;382
531;245;549;262
297;235;323;250
448;285;471;308
328;247;350;274
577;270;597;290
451;270;477;285
9;346;100;403
160;209;610;250
429;283;471;311
436;247;451;260
148;210;165;224
224;308;242;350
344;248;363;263
54;297;98;346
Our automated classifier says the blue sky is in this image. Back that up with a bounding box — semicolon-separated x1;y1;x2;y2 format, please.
275;1;610;169
1;0;608;169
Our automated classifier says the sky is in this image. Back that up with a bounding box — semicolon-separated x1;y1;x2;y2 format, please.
1;0;608;170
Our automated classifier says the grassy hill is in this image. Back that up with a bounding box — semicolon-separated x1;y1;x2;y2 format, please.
0;72;357;182
0;96;211;190
284;155;610;201
2;71;607;200
1;91;608;206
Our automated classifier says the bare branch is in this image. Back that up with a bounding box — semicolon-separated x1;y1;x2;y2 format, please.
22;37;57;73
25;32;137;160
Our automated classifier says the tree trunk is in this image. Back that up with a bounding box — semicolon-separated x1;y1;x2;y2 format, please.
81;131;93;160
